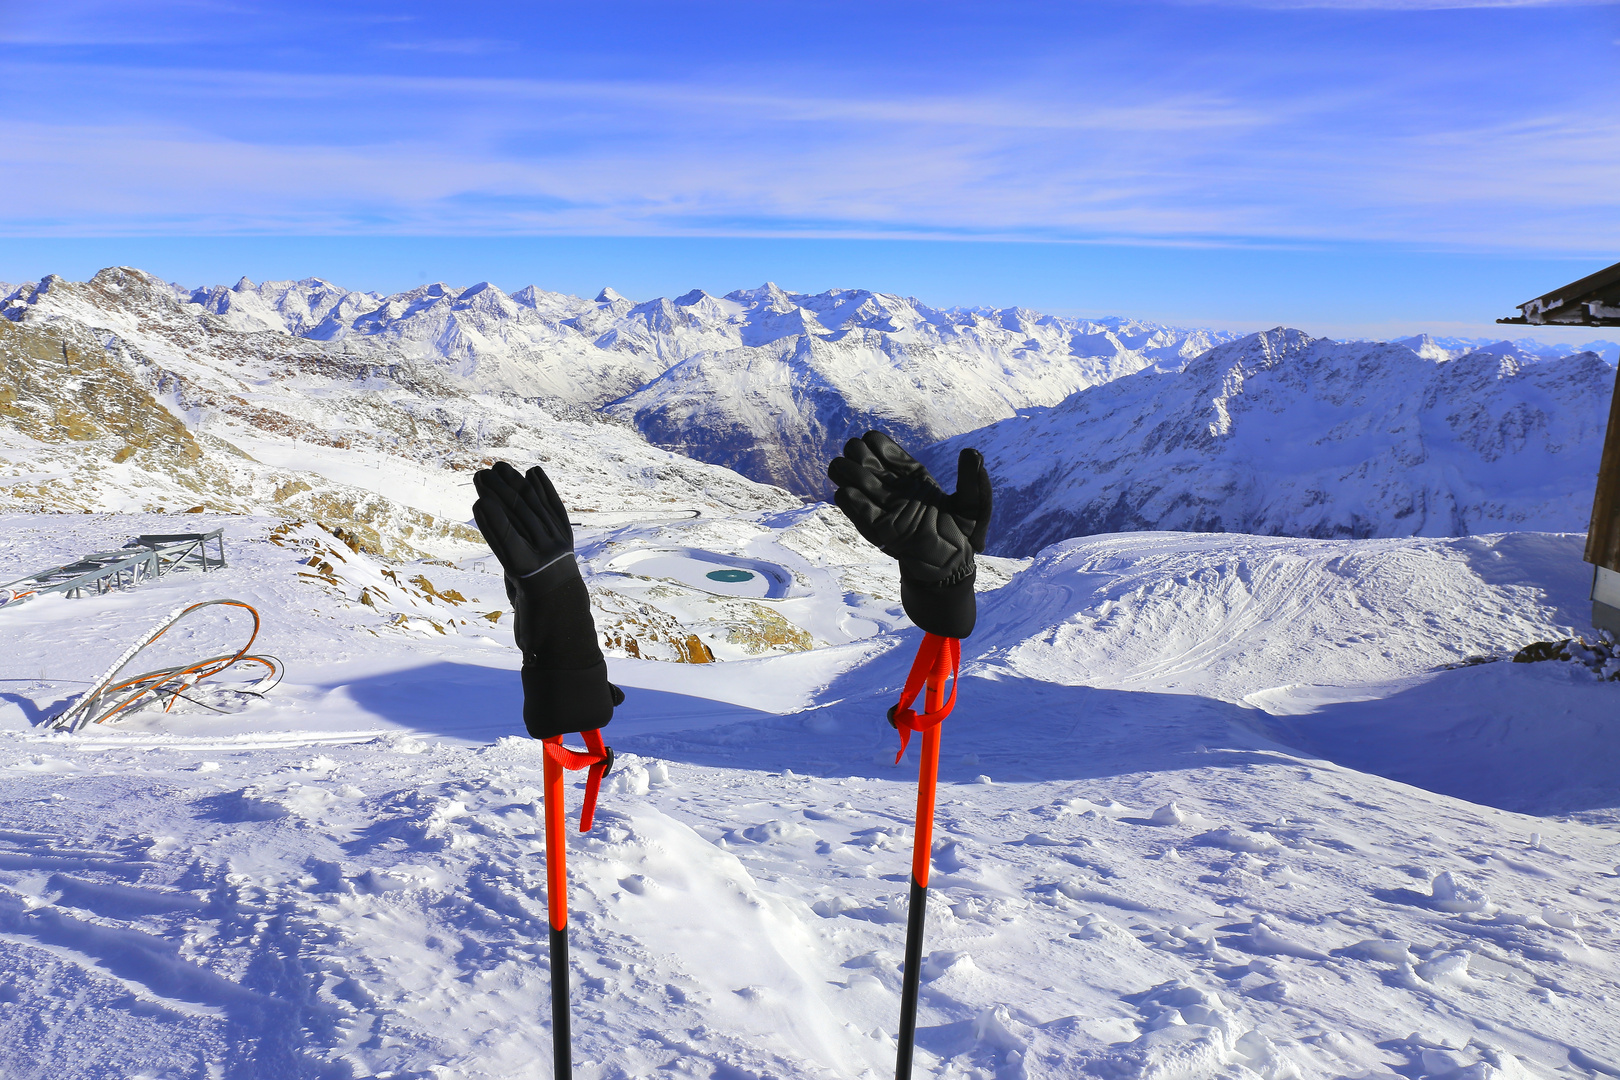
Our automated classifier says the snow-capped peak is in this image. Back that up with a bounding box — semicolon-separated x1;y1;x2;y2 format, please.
931;327;1611;556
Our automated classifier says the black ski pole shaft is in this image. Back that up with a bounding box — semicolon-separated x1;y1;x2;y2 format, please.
896;871;930;1078
550;924;571;1080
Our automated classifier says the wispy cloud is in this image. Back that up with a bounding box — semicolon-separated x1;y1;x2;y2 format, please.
372;39;515;55
0;0;259;45
2;2;1615;257
3;62;1267;135
1187;0;1616;8
5;96;1614;256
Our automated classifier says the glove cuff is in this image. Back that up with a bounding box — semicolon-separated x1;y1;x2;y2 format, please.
901;571;976;639
521;661;618;739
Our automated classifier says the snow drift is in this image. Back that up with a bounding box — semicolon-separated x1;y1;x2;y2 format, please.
0;511;1616;1079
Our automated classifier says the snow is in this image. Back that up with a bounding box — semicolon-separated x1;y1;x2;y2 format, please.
935;328;1615;557
1;507;1618;1079
1391;334;1620;364
605;296;1237;497
4;266;1247;504
178;272;1238;445
0;267;798;550
5;265;1620;1077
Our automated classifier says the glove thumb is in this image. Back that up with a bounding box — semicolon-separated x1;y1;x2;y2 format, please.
950;447;992;553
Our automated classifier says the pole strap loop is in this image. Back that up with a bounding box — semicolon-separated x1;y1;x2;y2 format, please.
886;632;961;763
542;729;614;832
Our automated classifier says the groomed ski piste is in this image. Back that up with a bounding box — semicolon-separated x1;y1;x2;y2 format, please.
1;509;1618;1080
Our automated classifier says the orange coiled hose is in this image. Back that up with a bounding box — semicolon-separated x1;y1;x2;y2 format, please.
52;599;281;732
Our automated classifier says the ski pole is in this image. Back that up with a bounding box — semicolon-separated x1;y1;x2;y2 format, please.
896;636;956;1080
543;739;574;1080
541;731;613;1080
823;433;988;1079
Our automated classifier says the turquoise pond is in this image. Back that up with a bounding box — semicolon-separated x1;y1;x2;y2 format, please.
704;569;756;583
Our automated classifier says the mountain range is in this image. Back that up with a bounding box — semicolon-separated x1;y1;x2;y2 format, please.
928;327;1614;557
171;274;1241;496
1394;333;1618;363
3;268;1615;561
0;268;794;559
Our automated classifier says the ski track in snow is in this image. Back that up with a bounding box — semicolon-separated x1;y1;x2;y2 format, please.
0;514;1618;1079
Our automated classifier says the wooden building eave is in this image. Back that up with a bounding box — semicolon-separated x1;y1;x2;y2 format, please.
1500;258;1620;327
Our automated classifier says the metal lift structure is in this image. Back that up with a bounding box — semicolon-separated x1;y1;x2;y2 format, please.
0;530;227;607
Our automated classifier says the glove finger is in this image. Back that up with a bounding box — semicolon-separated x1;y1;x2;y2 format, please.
485;466;552;556
829;456;893;507
474;498;539;577
951;448;985;512
969;454;992;552
472;498;501;557
833;486;889;544
491;459;528;490
528;464;570;525
945;448;993;552
609;683;626;707
511;466;559;544
864;430;928;481
472;466;501;506
828;454;872;489
524;465;570;547
842;436;886;477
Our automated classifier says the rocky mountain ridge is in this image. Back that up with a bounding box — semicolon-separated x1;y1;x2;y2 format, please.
605;289;1239;495
0;267;796;559
929;327;1615;557
1393;332;1618;364
61;271;1240;497
5;267;1615;563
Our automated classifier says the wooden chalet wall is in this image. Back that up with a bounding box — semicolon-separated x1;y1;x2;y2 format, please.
1587;364;1620;573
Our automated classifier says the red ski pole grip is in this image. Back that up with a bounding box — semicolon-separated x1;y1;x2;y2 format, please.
888;633;961;763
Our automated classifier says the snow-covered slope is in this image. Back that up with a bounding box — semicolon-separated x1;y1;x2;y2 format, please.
166;272;1240;496
934;327;1615;557
972;529;1590;702
1393;333;1619;363
606;288;1237;496
188;275;1242;435
0;513;1615;1079
0;267;797;559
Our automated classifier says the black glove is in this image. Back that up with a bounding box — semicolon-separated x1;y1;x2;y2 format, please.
472;460;622;739
827;431;992;638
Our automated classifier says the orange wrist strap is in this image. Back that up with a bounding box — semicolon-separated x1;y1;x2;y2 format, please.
542;728;613;831
886;633;961;763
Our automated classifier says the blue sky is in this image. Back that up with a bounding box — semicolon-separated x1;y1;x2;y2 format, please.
2;0;1617;341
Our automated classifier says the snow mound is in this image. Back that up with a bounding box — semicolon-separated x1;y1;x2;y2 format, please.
973;529;1589;701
